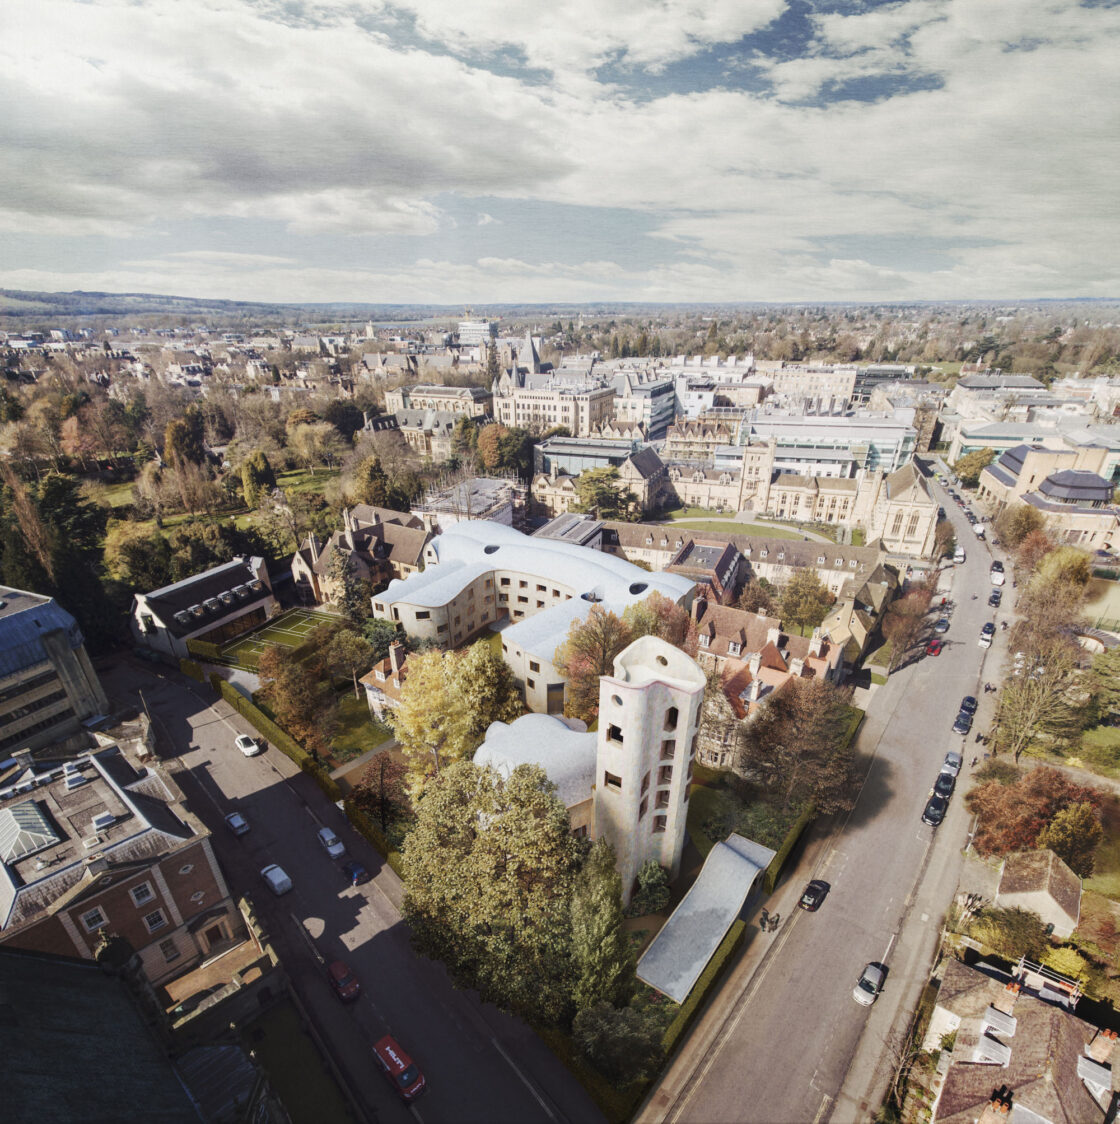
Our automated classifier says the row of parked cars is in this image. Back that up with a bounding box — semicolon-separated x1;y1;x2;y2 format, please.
922;748;963;826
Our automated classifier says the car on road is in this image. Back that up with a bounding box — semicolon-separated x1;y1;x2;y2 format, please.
926;638;943;656
260;864;292;896
235;734;262;757
960;696;978;716
953;710;973;735
922;794;949;826
342;860;370;886
327;960;361;1002
988;589;1003;608
990;561;1005;586
933;770;956;798
224;811;250;836
966;511;977;524
978;622;995;648
798;880;830;912
373;1035;426;1101
317;826;346;859
933;617;951;634
853;963;886;1006
943;751;963;776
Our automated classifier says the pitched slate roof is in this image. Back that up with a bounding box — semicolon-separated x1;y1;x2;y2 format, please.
998;849;1082;924
624;446;666;479
0;586;84;679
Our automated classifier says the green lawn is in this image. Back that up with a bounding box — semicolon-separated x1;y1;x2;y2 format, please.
671;519;805;538
220;608;338;666
240;1001;354;1124
662;506;736;522
1071;725;1120;778
1085;796;1120;900
331;693;393;763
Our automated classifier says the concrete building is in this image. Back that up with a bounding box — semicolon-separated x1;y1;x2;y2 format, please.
0;588;108;756
474;634;705;902
458;319;498;345
534;435;642;476
383;383;492;417
371;521;694;714
0;745;242;985
493;381;615;436
741;411;917;473
131;557;275;661
609;371;677;439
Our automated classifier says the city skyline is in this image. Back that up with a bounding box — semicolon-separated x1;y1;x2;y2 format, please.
2;0;1118;305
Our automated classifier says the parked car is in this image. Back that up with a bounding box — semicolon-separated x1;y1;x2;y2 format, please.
260;864;292;896
933;770;956;798
799;880;830;912
943;751;963;776
317;826;345;859
853;963;886;1006
224;811;250;837
988;589;1003;608
934;617;951;634
372;1035;426;1101
960;696;978;716
327;960;361;1002
978;622;995;648
926;638;944;657
953;710;973;735
342;860;370;886
922;794;948;826
235;734;262;757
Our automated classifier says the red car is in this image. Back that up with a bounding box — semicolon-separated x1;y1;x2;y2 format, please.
327;960;360;1002
926;638;943;656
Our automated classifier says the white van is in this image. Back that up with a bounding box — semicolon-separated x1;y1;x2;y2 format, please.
954;546;966;565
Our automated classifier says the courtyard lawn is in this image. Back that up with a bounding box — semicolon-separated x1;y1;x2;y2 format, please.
662;506;736;522
670;519;805;538
331;693;393;764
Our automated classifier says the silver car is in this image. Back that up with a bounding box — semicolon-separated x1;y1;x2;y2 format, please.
853;963;885;1006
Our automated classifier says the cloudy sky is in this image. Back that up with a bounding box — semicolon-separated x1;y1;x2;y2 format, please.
2;0;1118;305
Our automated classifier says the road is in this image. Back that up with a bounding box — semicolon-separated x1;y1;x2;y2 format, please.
659;472;1012;1124
104;663;604;1124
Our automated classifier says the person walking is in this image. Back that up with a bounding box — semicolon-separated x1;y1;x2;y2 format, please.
770;912;781;932
760;908;770;930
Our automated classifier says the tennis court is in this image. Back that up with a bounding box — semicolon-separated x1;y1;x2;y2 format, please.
220;608;338;666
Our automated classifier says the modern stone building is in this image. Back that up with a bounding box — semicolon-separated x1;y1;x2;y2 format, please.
0;587;108;756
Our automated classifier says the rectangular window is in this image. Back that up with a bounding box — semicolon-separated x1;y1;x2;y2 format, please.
519;580;528;589
661;739;675;759
529;661;540;673
437;624;448;633
527;677;535;689
536;600;545;608
607;724;624;744
658;765;673;786
80;907;108;933
500;577;510;586
890;511;904;535
655;790;670;809
415;610;430;620
536;584;546;592
652;815;667;834
159;937;181;963
517;595;528;604
604;771;622;791
129;882;155;907
499;594;508;603
641;770;650;794
143;909;167;933
639;797;648;820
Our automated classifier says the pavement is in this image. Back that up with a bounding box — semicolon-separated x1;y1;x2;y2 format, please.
638;471;1014;1124
102;661;605;1124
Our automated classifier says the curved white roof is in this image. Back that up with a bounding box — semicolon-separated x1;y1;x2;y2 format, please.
474;713;596;809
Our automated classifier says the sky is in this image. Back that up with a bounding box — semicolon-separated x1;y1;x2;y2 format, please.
1;0;1119;306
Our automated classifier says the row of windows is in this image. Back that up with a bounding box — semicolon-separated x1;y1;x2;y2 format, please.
0;668;59;708
0;704;77;750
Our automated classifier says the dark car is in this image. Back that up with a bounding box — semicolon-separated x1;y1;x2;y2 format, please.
799;879;830;912
933;770;956;798
922;794;949;826
991;560;1004;573
926;638;944;656
342;860;370;886
960;696;978;716
934;617;951;634
981;622;996;637
953;710;973;735
328;960;361;1002
988;589;1003;608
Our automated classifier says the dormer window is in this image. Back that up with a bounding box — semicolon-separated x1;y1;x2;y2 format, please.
817;556;825;565
760;549;768;559
835;558;844;567
777;552;784;561
850;560;858;568
699;634;710;647
728;641;741;656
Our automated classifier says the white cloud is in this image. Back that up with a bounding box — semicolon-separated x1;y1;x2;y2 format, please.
476;213;499;226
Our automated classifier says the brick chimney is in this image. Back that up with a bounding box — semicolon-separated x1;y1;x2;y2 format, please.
692;593;708;621
343;508;357;551
307;534;319;564
766;626;781;647
748;653;761;677
808;628;823;657
389;641;405;676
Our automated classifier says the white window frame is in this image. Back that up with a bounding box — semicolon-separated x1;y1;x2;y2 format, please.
143;908;168;934
129;881;155;907
159;937;181;963
80;907;108;933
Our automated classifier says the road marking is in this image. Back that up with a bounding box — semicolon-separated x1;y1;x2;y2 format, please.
812;1093;833;1124
921;913;929;923
409;1105;425;1123
490;1036;559;1123
882;933;897;962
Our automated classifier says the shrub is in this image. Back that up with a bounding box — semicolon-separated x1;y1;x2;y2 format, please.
573;1001;663;1083
969;907;1049;960
626;860;670;917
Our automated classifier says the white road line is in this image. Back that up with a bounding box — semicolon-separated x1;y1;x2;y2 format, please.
882;933;897;962
812;1093;833;1124
490;1036;559;1122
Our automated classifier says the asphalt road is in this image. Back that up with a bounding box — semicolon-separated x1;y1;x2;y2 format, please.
666;474;1010;1124
102;663;604;1124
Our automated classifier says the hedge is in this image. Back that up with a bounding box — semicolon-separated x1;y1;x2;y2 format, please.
761;801;815;894
211;677;341;802
535;1026;647;1124
662;919;747;1056
343;798;404;878
186;637;223;662
179;658;204;682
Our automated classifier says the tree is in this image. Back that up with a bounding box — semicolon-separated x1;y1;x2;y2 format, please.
351;455;390;507
240;449;276;508
327;548;371;626
391;642;523;796
477;423;507;471
1040;945;1089;983
622;591;698;656
969;907;1049;960
741;678;856;813
1037;803;1103;877
994;505;1045;549
572;1002;663;1083
573;467;641;521
933;518;955;559
628;859;671;916
780;569;834;633
570;840;634;1011
322;400;365;441
952;447;995;487
554;605;633;723
103;523;172;591
993;639;1084;761
353;752;410;832
326;628;375;699
965;767;1102;856
1087;647;1120;725
289;421;344;473
880;584;934;671
737;578;776;615
257;643;338;759
166;522;240;581
402;759;583;1025
1016;529;1057;574
1032;545;1092;591
164;405;205;467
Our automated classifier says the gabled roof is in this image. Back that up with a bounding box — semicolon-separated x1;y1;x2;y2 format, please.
998;849;1082;923
623;446;666;480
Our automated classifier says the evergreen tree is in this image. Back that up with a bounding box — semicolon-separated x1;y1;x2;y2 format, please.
570;840;634;1010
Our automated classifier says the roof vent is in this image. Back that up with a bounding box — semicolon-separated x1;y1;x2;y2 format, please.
91;811;115;834
64;772;88;791
82;835;102;850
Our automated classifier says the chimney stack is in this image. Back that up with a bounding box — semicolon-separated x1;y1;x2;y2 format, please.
389;641;405;675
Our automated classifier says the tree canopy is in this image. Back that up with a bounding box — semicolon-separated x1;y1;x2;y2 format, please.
779;569;834;633
952;447;996;486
